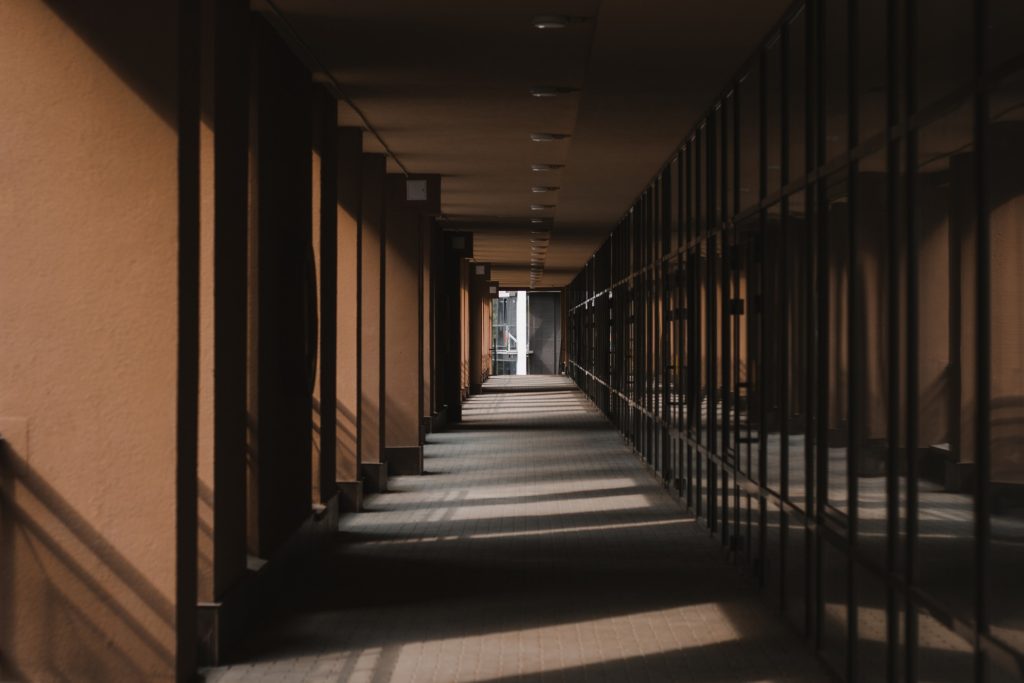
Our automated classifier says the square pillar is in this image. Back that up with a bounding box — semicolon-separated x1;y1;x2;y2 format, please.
383;174;440;475
359;154;387;491
335;128;363;486
440;233;473;422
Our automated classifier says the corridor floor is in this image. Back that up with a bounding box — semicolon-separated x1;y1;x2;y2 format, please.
203;376;830;683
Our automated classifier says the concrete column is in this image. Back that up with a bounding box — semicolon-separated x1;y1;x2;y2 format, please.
383;175;440;475
422;217;434;431
335;128;363;509
469;263;491;393
359;154;387;492
195;0;249;612
441;233;472;422
461;258;471;398
0;1;197;680
312;86;338;505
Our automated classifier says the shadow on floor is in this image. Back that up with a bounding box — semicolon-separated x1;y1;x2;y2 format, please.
202;383;830;683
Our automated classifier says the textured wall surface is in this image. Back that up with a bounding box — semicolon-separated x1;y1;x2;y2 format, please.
0;1;180;680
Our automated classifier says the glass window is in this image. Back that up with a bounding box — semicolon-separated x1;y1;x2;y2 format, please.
763;501;782;610
784;512;808;632
853;149;889;567
821;540;849;675
684;143;694;245
824;172;851;515
765;201;784;494
787;190;811;511
916;608;974;682
722;95;734;220
856;567;888;683
739;64;760;212
735;214;760;477
824;0;850;162
858;0;887;142
991;0;1024;68
765;34;783;193
698;124;708;238
670;154;680;252
913;100;974;620
788;5;808;180
916;0;973;111
987;68;1024;660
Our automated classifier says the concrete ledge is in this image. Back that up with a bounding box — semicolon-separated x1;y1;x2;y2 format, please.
360;461;388;493
198;495;340;666
385;446;423;476
337;479;363;513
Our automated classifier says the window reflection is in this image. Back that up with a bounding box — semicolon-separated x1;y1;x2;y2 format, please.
913;100;975;622
853;149;890;566
825;173;850;515
563;3;1024;680
988;68;1024;660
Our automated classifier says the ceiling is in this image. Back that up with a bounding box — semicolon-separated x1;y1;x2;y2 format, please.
274;0;791;288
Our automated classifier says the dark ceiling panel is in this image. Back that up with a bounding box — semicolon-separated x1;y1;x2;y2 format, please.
272;0;790;288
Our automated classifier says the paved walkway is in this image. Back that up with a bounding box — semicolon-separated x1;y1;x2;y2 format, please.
204;376;829;683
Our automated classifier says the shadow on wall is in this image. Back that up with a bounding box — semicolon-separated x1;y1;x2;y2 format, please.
42;0;180;126
0;443;175;681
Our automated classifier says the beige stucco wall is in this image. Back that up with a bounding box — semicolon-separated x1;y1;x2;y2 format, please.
336;130;362;481
0;1;181;680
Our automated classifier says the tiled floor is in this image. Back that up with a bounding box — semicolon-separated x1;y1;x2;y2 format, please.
203;376;830;683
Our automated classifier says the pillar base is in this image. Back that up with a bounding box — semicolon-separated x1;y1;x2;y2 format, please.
360;461;388;493
385;446;423;475
337;479;363;512
428;406;448;433
197;497;339;666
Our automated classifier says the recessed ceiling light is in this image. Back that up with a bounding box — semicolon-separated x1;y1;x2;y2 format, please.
530;132;570;142
531;163;563;172
531;218;549;224
531;186;560;193
529;85;579;97
530;204;556;211
532;15;571;29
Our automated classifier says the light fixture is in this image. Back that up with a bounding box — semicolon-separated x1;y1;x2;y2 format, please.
531;218;549;224
529;85;578;97
533;15;571;29
531;163;563;172
531;186;560;193
530;204;556;211
530;132;570;142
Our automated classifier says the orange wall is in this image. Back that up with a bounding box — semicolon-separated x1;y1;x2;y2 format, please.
0;1;184;680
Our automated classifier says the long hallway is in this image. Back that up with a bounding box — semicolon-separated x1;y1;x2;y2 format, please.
204;377;829;683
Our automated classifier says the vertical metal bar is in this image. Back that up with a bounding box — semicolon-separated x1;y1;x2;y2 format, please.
885;0;901;678
847;2;860;679
904;0;919;678
814;0;829;652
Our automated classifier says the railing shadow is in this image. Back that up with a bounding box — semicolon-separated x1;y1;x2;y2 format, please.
0;442;175;681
